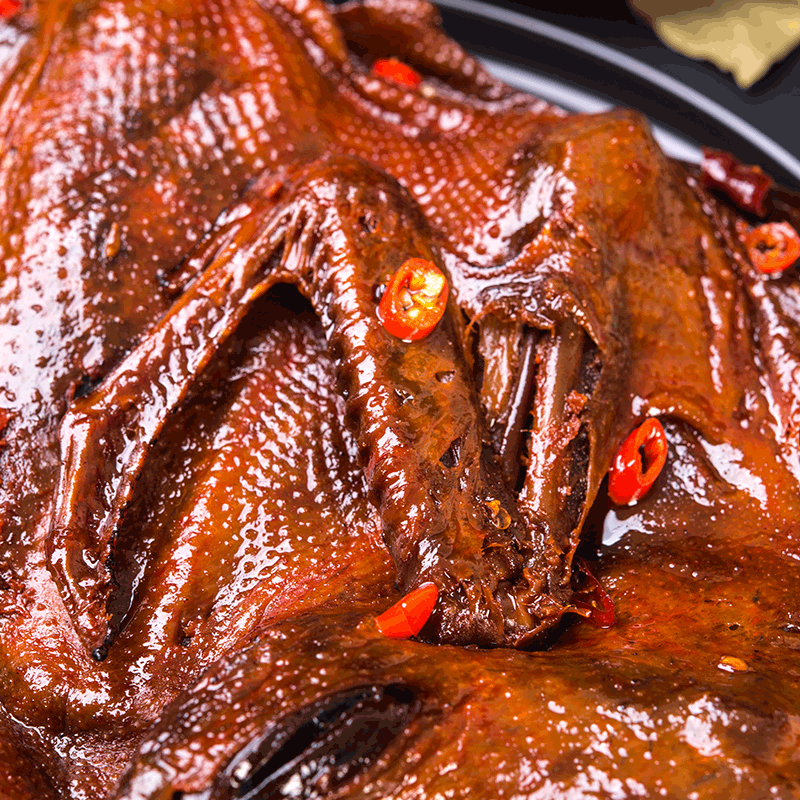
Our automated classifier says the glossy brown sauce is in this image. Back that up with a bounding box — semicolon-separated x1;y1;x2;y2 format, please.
1;1;800;797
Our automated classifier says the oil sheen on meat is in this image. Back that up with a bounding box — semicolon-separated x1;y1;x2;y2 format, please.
1;1;800;798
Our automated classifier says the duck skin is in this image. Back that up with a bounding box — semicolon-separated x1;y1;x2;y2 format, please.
49;155;567;654
2;0;800;798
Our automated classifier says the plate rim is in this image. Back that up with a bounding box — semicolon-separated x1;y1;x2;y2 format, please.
433;0;800;187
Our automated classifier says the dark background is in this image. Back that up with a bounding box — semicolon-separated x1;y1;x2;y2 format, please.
430;0;800;188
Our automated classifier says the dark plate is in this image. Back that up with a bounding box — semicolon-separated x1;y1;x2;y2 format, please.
433;0;800;190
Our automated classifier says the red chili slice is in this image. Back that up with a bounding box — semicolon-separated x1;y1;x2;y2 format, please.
378;258;448;341
744;222;800;274
701;148;773;217
572;559;616;628
0;0;20;18
375;583;438;639
371;58;421;89
608;418;667;506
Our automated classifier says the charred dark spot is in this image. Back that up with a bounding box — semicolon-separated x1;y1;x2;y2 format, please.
576;339;602;398
91;644;108;663
781;622;800;634
493;326;539;492
215;685;418;799
470;321;485;391
563;425;589;534
72;373;102;400
394;387;414;406
440;437;462;469
359;211;378;234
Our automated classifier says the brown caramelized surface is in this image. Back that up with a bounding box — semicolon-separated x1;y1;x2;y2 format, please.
1;0;800;798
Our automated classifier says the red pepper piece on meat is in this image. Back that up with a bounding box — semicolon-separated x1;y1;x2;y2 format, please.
376;583;438;639
608;418;667;506
371;58;422;89
744;222;800;274
701;148;774;217
378;258;448;341
572;559;616;628
0;0;20;19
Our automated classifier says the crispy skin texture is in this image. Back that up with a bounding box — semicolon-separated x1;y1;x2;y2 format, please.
2;0;800;798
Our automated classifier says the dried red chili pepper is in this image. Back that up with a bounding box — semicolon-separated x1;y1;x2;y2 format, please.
701;148;773;217
572;559;616;628
376;582;438;639
744;222;800;274
0;0;20;19
378;258;448;341
371;58;421;89
608;418;667;506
